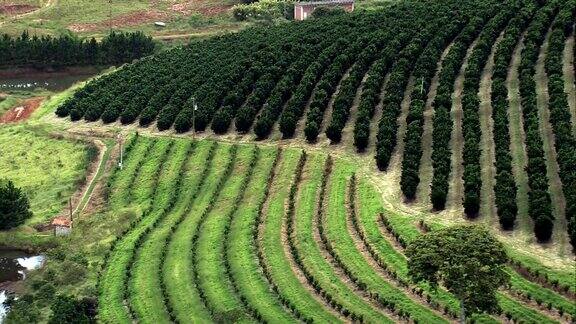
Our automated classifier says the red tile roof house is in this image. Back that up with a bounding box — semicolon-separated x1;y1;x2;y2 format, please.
294;0;354;20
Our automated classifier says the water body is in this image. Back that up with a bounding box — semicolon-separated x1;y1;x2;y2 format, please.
0;250;45;323
0;68;99;92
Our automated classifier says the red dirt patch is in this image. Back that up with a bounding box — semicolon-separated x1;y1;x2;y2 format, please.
0;97;43;123
171;1;232;16
68;9;170;32
0;4;38;16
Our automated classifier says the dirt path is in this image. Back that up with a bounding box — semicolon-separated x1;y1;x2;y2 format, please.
379;75;415;207
447;40;478;213
478;34;502;226
416;44;454;209
507;34;532;233
73;139;111;216
367;74;390;155
563;30;576;135
317;68;353;145
535;29;568;251
340;72;370;151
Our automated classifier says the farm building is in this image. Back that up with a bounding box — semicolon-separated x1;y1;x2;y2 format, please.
51;216;72;236
294;0;354;20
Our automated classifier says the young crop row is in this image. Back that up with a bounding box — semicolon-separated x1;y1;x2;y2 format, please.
286;153;370;321
349;175;461;319
98;138;175;323
128;140;193;322
190;145;242;319
320;160;448;323
379;213;560;324
226;147;297;322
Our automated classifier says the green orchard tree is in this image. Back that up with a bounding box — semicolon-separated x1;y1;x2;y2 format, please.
405;225;509;323
0;180;33;230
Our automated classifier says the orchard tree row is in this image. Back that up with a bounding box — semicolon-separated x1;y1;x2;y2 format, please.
544;2;576;249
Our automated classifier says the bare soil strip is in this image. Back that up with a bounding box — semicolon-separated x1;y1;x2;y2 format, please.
507;34;531;232
318;67;353;144
379;75;415;206
478;34;502;226
341;72;370;151
563;30;576;135
535;30;567;250
416;44;454;209
367;74;391;155
447;40;478;212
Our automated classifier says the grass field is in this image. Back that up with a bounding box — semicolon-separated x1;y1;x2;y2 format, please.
0;124;91;226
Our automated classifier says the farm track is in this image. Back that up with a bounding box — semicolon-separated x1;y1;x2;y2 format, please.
340;73;369;150
379;76;415;205
507;34;532;232
478;34;502;226
367;74;390;155
564;30;576;135
535;29;567;249
447;41;478;213
318;68;353;142
416;44;454;209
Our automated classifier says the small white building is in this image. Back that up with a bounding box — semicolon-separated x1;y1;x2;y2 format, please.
51;216;72;236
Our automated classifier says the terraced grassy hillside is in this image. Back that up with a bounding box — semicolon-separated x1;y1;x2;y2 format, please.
93;134;574;323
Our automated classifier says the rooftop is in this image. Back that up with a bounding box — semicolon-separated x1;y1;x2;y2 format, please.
51;216;72;227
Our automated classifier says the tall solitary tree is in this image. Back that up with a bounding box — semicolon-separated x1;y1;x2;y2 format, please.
0;180;33;230
405;225;509;323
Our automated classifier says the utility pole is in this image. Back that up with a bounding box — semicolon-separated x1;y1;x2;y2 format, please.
420;77;425;94
118;133;123;170
192;97;197;139
69;198;73;228
109;0;113;33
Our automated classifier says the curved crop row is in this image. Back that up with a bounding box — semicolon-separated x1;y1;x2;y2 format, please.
518;0;558;241
544;2;576;249
490;0;540;229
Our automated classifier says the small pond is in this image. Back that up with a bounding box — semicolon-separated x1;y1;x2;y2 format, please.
0;68;100;92
0;250;45;323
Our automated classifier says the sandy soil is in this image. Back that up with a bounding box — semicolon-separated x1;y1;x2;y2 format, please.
478;34;501;227
507;34;532;233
